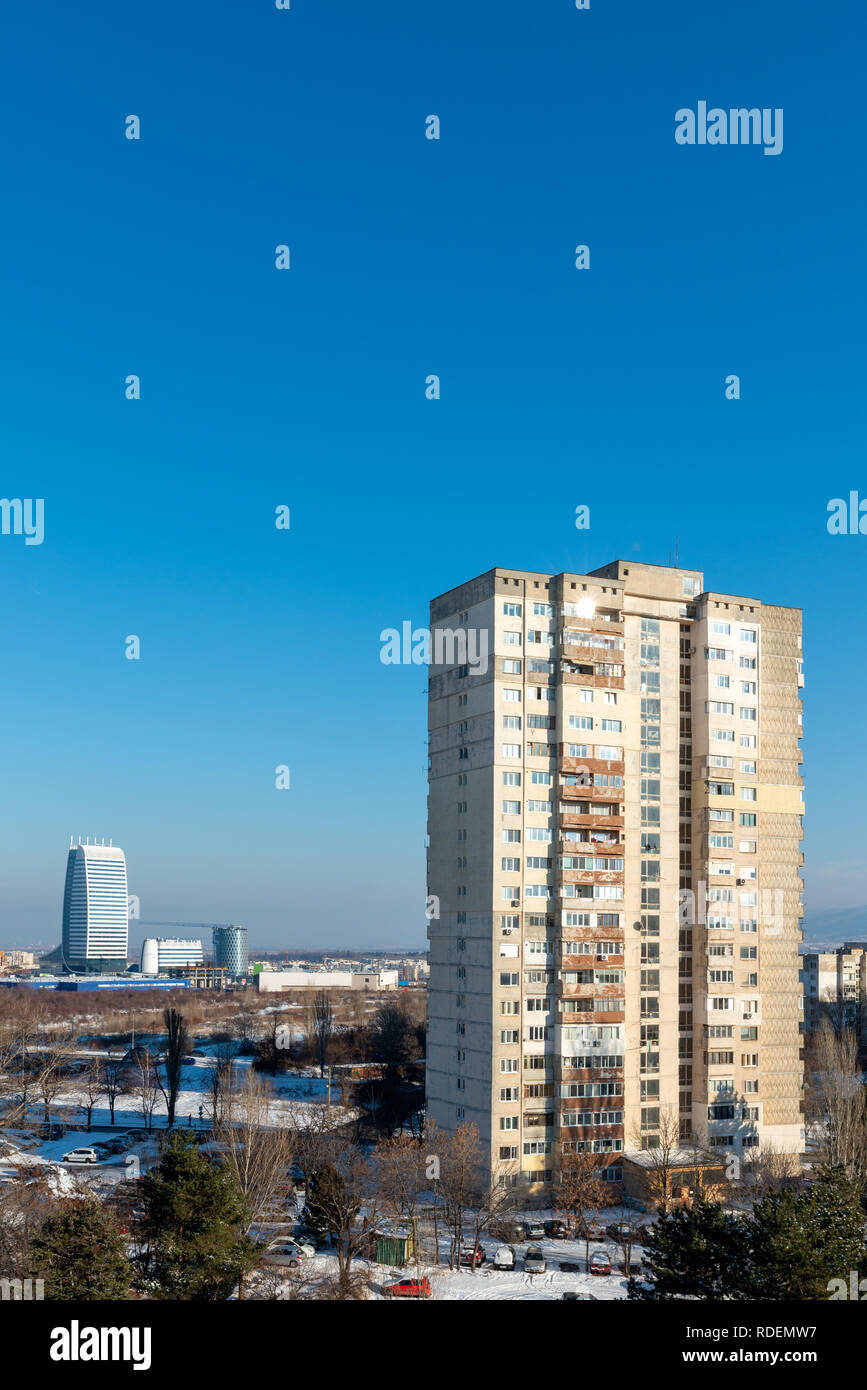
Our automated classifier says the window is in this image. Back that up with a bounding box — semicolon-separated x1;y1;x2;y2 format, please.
601;719;622;732
501;857;520;872
503;602;522;617
740;787;757;801
503;716;521;730
741;681;757;695
533;602;554;617
531;771;552;785
502;828;521;842
502;744;520;759
713;675;731;689
502;800;520;814
739;734;757;748
739;707;757;721
739;760;756;775
499;972;519;986
707;701;734;715
499;1116;518;1131
528;714;555;729
527;826;552;841
569;715;594;730
500;1057;519;1073
503;687;521;702
712;621;731;635
503;659;521;673
527;799;552;812
740;629;757;643
597;745;620;761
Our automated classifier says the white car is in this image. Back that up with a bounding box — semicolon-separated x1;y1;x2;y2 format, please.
264;1239;315;1267
62;1148;100;1164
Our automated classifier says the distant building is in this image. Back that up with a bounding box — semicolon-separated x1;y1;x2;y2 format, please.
801;943;867;1043
257;969;399;993
140;937;204;974
213;924;248;977
61;839;129;973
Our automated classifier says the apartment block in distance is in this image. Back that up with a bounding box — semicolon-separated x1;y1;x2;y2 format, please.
426;562;805;1192
801;944;867;1045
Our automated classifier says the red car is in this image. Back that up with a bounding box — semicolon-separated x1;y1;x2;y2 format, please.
589;1251;611;1276
459;1247;486;1267
383;1277;432;1299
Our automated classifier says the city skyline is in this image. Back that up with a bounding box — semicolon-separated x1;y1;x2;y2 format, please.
2;0;866;947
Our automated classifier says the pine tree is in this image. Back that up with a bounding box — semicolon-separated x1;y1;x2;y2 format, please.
32;1200;132;1300
742;1166;867;1300
627;1196;750;1300
140;1130;257;1300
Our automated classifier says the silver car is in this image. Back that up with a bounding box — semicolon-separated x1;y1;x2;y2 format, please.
524;1246;546;1274
264;1239;315;1269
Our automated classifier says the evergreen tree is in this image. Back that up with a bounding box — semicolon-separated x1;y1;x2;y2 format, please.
628;1195;750;1300
629;1167;867;1301
303;1162;352;1244
140;1130;257;1300
742;1166;867;1300
32;1200;132;1300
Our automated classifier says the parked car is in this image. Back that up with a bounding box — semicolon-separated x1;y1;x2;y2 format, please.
62;1148;99;1164
524;1246;547;1274
263;1239;314;1269
383;1273;433;1295
577;1221;606;1242
606;1221;637;1242
561;1291;597;1300
459;1246;486;1267
105;1140;127;1155
558;1260;583;1273
544;1219;568;1240
493;1246;516;1271
589;1251;611;1276
525;1221;546;1241
382;1276;431;1299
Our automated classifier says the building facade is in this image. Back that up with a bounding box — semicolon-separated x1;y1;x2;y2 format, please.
61;839;129;973
426;563;805;1191
140;937;204;974
213;924;248;977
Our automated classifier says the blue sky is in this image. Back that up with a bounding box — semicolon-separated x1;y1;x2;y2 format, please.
1;0;864;950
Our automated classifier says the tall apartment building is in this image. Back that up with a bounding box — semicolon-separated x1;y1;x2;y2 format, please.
427;562;805;1191
801;944;867;1044
61;838;129;973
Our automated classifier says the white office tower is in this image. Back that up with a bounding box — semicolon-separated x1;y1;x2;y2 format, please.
61;839;129;972
140;937;204;974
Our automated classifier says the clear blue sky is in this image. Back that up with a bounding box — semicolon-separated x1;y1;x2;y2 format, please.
1;0;864;950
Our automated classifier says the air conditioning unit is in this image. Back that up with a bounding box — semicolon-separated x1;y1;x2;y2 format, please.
511;900;520;907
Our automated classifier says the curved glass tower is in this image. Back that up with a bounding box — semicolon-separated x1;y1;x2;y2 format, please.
61;840;129;973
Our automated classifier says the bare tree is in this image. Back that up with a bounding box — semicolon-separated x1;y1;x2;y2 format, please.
156;1008;189;1128
809;1020;867;1178
313;991;334;1079
434;1120;484;1269
555;1152;610;1270
630;1107;682;1212
103;1059;130;1127
79;1060;106;1131
134;1048;161;1131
